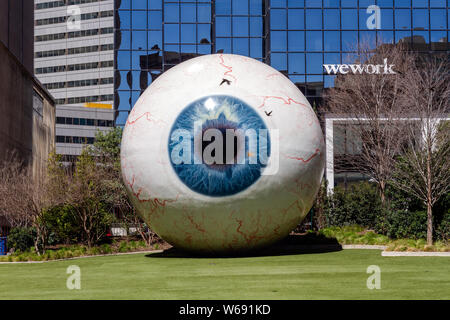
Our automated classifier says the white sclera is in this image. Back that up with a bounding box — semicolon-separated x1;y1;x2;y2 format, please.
121;54;325;253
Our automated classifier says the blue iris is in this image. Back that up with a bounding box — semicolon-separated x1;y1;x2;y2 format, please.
168;95;270;197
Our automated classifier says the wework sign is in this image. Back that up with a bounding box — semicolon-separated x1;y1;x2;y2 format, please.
323;59;396;75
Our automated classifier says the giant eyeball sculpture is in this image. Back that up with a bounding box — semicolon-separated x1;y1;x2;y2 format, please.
121;54;325;254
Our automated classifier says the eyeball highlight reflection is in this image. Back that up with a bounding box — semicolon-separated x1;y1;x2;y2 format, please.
121;54;325;253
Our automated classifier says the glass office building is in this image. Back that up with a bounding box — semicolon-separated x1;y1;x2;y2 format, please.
115;0;449;126
115;0;448;186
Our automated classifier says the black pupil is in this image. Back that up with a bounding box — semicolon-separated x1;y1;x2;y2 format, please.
201;127;239;168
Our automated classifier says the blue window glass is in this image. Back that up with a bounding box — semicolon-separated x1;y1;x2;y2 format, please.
250;17;263;37
120;0;131;9
181;24;196;43
233;17;248;37
306;53;322;74
378;30;394;44
395;30;411;42
430;30;447;44
380;9;394;29
324;0;338;7
324;31;340;51
412;0;428;7
288;53;305;74
271;53;287;70
341;31;358;51
430;9;446;29
271;31;287;51
359;31;377;49
181;45;196;54
198;44;211;54
306;0;321;7
119;10;131;29
413;9;429;30
271;0;287;7
198;24;211;44
117;51;130;69
378;0;394;7
430;0;446;7
271;9;287;29
133;1;146;10
305;9;322;30
288;9;304;30
341;0;357;8
164;3;179;23
324;9;340;29
395;9;411;29
395;0;411;8
216;0;231;15
198;4;211;23
233;17;249;37
148;30;162;49
132;10;147;29
324;52;340;65
232;0;249;15
233;38;249;55
149;11;162;30
132;30;146;50
181;3;196;23
164;24;179;43
216;38;232;53
341;9;358;29
216;17;231;37
149;0;162;10
288;31;305;51
360;0;376;7
306;31;322;51
250;0;263;14
120;30;131;50
288;0;303;8
250;38;263;58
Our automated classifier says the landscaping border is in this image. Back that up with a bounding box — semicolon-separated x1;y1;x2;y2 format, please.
342;245;387;250
0;249;163;264
2;245;450;263
381;251;450;257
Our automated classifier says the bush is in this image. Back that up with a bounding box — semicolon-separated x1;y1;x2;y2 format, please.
7;227;35;252
42;205;81;245
435;211;450;242
376;209;427;240
325;182;381;229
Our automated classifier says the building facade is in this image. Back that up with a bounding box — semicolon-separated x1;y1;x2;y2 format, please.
114;0;449;186
34;0;115;162
0;0;56;176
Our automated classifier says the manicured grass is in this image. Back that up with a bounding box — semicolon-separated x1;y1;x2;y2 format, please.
0;249;448;300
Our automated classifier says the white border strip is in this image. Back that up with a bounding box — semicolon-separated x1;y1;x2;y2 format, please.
382;251;450;257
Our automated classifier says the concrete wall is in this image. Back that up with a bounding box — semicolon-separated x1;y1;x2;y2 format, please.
0;41;33;165
0;0;34;75
0;41;56;178
32;82;56;179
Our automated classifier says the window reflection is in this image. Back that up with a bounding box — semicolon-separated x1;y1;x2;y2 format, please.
114;0;449;126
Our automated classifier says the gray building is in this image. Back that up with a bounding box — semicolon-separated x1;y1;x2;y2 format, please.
0;0;56;175
34;0;115;162
1;0;56;234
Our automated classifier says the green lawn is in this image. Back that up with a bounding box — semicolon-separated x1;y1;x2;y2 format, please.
0;249;448;299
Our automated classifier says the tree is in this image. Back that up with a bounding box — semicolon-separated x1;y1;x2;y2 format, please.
391;54;450;245
0;152;57;254
66;149;114;248
324;41;415;204
87;128;155;246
